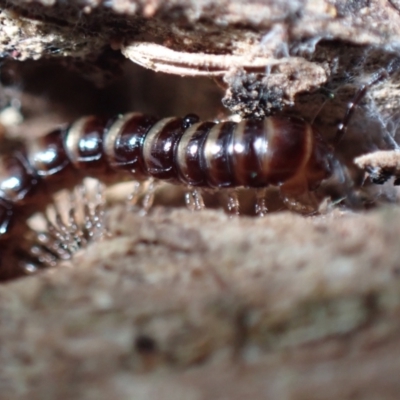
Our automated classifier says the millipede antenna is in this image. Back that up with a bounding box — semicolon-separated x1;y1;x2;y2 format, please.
334;57;400;146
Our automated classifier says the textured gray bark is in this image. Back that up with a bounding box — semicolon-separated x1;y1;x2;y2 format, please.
1;1;400;399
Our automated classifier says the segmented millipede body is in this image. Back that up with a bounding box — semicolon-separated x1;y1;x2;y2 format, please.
0;113;334;237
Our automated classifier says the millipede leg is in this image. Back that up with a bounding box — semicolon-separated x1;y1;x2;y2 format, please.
185;188;195;211
78;182;106;241
35;231;73;260
92;181;107;240
126;179;159;215
25;242;59;270
21;179;108;271
280;190;319;215
255;188;268;217
185;187;205;211
80;181;107;241
67;189;87;249
226;190;240;216
54;200;83;252
140;178;158;216
44;207;79;254
81;184;96;240
193;188;205;211
126;180;143;210
19;258;43;274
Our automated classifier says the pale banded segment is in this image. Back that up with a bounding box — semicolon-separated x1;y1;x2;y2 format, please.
103;112;141;163
231;120;248;185
142;117;177;172
204;123;225;171
176;121;203;179
290;123;313;179
64;116;92;166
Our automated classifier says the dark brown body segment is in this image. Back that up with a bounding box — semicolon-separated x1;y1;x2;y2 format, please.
198;117;313;188
231;119;270;187
176;121;215;186
0;154;37;203
265;117;310;185
142;117;184;181
26;128;70;176
105;113;157;178
203;121;236;187
65;116;109;170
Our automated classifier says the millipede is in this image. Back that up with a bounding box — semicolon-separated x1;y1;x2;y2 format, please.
0;112;337;239
2;59;398;248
